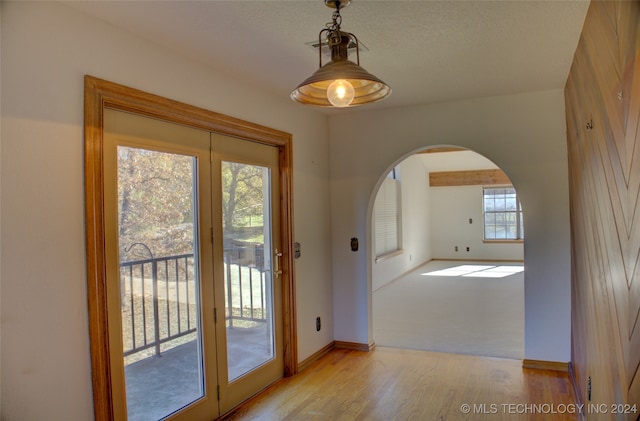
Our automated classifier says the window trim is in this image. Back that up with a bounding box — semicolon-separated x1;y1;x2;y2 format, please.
482;185;524;242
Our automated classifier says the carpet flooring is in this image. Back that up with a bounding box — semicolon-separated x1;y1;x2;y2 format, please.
373;260;524;359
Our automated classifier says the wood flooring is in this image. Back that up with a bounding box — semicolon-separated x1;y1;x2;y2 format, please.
223;347;578;420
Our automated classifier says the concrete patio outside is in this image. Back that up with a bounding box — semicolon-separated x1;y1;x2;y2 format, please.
125;323;272;421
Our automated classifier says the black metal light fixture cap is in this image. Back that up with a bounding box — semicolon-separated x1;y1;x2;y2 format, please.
325;0;351;9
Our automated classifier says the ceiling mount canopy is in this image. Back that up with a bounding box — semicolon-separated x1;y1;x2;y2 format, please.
291;0;391;108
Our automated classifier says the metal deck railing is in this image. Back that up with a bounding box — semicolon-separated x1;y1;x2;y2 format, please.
120;242;268;358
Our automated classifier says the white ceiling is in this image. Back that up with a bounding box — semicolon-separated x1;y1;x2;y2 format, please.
64;0;590;113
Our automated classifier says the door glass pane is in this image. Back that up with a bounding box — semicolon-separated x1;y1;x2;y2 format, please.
221;161;275;381
117;146;204;420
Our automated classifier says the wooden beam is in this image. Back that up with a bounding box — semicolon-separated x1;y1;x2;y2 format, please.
429;169;511;187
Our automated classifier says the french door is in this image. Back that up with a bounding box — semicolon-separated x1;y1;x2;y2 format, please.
210;133;283;414
103;108;283;420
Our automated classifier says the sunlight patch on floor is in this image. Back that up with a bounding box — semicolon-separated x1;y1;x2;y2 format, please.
422;265;524;278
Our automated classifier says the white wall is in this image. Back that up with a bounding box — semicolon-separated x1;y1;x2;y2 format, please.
329;90;571;362
372;155;431;291
0;2;332;420
430;185;524;260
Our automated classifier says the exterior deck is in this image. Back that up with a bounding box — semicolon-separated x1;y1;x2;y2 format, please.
120;243;270;420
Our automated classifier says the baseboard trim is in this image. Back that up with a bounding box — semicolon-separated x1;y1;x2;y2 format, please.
373;258;433;292
334;341;376;352
297;341;335;372
522;359;569;372
568;362;585;420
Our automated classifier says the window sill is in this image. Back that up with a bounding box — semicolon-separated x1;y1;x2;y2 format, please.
482;239;524;244
375;249;404;263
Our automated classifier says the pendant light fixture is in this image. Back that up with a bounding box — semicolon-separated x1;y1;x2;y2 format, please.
291;0;391;108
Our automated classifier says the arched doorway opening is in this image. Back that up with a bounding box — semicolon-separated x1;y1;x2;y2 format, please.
370;146;524;359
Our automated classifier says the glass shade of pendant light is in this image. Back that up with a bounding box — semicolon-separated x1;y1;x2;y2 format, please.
291;0;391;108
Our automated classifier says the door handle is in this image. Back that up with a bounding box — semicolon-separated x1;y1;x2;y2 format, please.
274;248;283;278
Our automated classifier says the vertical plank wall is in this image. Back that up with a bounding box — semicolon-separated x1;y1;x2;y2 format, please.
565;0;640;416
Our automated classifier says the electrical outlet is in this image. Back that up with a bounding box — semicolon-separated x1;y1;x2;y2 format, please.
455;246;459;252
466;246;470;252
316;316;321;332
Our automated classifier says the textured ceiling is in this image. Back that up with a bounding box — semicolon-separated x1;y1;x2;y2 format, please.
65;0;590;113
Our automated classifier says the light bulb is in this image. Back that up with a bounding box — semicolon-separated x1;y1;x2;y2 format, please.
327;79;355;107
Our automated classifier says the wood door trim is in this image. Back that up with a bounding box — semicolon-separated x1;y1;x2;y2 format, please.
84;75;297;420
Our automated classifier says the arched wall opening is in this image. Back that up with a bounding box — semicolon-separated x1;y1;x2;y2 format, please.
369;146;525;359
329;90;571;364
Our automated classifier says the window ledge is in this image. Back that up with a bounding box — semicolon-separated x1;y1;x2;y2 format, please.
375;249;404;263
483;239;524;244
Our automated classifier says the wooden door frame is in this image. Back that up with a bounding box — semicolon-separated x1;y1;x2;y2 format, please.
84;75;297;421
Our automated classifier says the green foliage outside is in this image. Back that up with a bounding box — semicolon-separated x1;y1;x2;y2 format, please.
117;146;267;261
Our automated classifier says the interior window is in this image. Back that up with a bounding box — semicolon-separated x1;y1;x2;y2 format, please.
483;186;523;240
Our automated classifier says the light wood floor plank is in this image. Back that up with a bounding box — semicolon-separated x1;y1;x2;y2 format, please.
223;347;578;420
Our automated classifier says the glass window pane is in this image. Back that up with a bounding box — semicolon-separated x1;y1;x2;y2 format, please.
118;146;204;421
483;187;525;240
222;161;275;382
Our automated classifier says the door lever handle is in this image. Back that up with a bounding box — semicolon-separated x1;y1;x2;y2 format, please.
274;248;283;278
